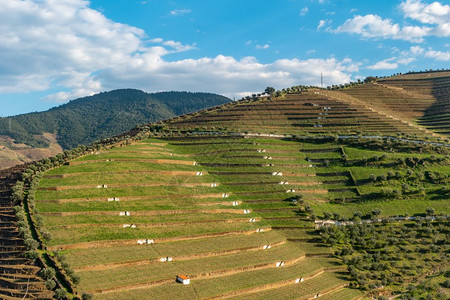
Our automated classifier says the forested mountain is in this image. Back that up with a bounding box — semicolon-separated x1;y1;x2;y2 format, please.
0;89;230;149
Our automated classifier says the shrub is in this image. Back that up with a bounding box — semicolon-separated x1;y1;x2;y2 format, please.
65;267;75;277
11;181;25;204
425;208;435;216
380;187;393;198
371;208;382;217
443;279;450;288
23;250;39;260
45;279;56;290
54;288;67;299
71;273;81;285
38;267;55;280
378;174;387;181
24;238;39;250
41;230;52;242
82;292;94;300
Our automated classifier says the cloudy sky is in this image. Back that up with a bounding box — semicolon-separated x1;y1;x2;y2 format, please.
1;0;449;116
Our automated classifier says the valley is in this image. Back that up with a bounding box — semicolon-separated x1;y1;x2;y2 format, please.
1;71;449;299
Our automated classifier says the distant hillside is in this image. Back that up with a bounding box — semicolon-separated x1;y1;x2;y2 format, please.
376;72;450;136
0;89;230;150
0;89;230;169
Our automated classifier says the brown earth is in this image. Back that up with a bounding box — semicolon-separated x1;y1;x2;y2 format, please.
0;133;63;170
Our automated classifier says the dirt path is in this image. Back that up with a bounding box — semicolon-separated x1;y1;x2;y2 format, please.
39;182;217;190
43;170;206;178
69;158;197;166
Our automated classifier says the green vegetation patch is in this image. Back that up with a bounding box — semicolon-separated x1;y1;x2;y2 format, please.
319;215;449;298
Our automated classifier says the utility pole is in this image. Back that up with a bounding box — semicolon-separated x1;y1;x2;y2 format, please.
8;118;11;131
321;72;323;89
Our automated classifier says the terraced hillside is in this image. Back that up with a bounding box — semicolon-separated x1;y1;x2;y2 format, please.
4;73;450;299
34;137;362;299
165;89;430;138
0;166;53;299
30;130;448;299
341;71;450;137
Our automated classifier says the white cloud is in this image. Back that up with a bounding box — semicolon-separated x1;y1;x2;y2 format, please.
162;40;196;52
403;44;450;62
170;9;191;16
337;0;450;43
43;75;102;102
101;56;359;100
336;15;399;38
425;50;450;61
435;22;450;37
400;0;450;25
317;19;332;30
0;0;359;103
410;45;424;55
364;43;446;70
255;44;270;50
400;0;450;37
149;38;164;43
0;0;146;98
335;14;434;42
299;7;309;16
318;20;326;30
397;57;415;64
367;59;398;70
396;25;432;42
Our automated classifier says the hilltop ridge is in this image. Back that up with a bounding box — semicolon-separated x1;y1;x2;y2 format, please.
0;89;231;169
161;71;450;140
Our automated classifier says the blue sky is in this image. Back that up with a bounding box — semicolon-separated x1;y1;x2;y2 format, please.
0;0;449;116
